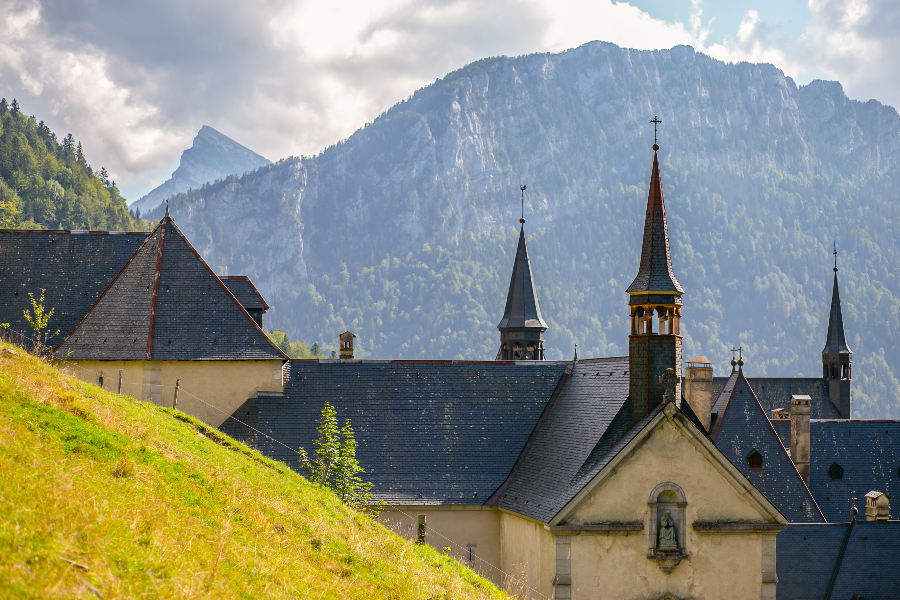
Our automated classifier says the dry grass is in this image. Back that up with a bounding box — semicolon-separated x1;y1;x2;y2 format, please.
0;343;507;599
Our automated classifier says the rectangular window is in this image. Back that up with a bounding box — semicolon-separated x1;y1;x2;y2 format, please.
466;544;477;562
416;515;426;544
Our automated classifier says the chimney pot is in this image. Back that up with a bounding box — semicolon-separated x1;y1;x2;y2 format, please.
790;395;811;485
684;356;713;431
865;491;890;521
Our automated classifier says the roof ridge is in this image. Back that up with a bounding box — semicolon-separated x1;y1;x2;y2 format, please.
146;218;167;359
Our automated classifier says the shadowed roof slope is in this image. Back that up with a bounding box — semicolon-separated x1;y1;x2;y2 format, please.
777;522;900;599
0;230;148;347
823;272;851;355
249;360;571;504
497;225;547;330
711;372;824;522
56;216;285;361
223;276;269;311
493;357;632;521
626;152;684;294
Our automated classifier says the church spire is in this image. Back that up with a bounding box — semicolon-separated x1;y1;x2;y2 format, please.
497;186;547;361
627;129;685;423
822;243;852;417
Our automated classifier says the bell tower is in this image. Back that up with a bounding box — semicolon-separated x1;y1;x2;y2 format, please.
822;243;852;418
497;186;547;360
627;134;684;422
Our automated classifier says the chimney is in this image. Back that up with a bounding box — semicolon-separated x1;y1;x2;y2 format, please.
338;331;356;359
771;408;790;420
790;395;811;485
685;356;713;431
865;491;890;521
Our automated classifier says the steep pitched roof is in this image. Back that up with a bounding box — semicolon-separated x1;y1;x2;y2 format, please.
777;522;900;600
497;225;547;330
712;376;840;419
626;152;684;294
807;420;900;522
823;271;851;355
253;360;571;504
711;371;824;522
0;229;148;346
56;216;285;361
222;276;269;311
492;357;631;521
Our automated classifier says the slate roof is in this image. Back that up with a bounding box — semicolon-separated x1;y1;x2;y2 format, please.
0;229;148;347
711;371;824;522
823;271;851;355
712;376;840;419
807;420;900;522
497;225;547;330
56;216;285;361
492;357;632;521
626;152;684;294
776;521;900;599
249;360;571;504
222;276;269;311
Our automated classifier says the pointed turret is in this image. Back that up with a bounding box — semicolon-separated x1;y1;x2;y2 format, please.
822;255;852;418
497;223;547;360
627;146;684;423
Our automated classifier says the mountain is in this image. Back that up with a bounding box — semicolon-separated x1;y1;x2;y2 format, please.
131;125;269;215
151;42;900;419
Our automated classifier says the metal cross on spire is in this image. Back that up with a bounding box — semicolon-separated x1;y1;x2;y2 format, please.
833;240;838;273
651;116;662;149
730;346;743;361
519;184;526;224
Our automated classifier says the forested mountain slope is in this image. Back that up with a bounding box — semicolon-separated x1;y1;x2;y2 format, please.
155;42;900;418
0;99;140;231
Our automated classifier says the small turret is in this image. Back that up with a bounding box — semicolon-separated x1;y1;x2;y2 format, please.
822;244;852;418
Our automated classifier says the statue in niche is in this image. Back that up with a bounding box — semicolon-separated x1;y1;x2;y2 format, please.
657;510;678;551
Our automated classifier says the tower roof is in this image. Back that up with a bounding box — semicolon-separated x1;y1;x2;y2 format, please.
626;152;684;294
498;225;547;330
56;214;285;361
822;271;851;355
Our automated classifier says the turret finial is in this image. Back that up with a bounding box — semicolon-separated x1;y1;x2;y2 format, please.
519;185;526;224
833;240;838;273
651;115;661;151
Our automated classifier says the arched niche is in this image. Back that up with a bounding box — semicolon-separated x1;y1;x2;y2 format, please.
647;483;688;572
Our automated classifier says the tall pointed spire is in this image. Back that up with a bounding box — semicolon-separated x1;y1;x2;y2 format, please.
626;152;684;294
822;243;852;418
497;192;547;361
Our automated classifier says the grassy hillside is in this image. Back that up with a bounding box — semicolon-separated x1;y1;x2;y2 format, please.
0;343;506;599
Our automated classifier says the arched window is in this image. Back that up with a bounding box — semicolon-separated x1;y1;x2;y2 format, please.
829;463;843;480
634;307;645;334
656;306;668;334
648;483;687;562
747;449;763;470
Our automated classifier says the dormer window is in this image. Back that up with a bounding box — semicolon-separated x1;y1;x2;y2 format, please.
829;463;843;480
747;449;763;470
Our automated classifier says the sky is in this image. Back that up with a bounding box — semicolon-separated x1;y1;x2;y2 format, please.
1;0;898;202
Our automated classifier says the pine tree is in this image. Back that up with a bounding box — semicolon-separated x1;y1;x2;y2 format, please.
10;98;19;114
0;98;8;113
76;141;87;167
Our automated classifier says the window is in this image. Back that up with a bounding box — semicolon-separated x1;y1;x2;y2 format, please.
466;544;477;563
829;463;844;480
747;449;763;470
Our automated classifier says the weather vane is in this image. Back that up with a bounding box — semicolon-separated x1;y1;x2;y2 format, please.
520;184;526;224
833;240;838;273
651;116;662;150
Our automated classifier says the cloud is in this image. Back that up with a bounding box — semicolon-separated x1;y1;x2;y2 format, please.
1;0;897;201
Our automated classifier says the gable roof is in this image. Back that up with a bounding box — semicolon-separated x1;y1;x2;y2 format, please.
626;152;683;294
550;400;787;527
711;371;824;522
492;357;631;521
0;229;148;347
55;216;285;361
222;276;269;311
823;271;851;355
777;521;900;600
712;376;840;420
807;419;900;522
253;359;572;504
497;225;547;330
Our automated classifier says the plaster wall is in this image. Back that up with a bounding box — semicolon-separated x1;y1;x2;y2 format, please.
565;414;777;600
377;506;503;585
499;511;554;600
59;360;284;427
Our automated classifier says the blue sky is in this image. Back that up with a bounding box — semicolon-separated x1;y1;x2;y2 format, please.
0;0;897;201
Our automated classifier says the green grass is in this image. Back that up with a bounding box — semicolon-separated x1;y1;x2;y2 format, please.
0;343;507;599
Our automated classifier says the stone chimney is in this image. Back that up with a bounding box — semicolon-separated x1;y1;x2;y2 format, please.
685;356;713;431
339;331;356;359
865;491;890;521
790;395;811;485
